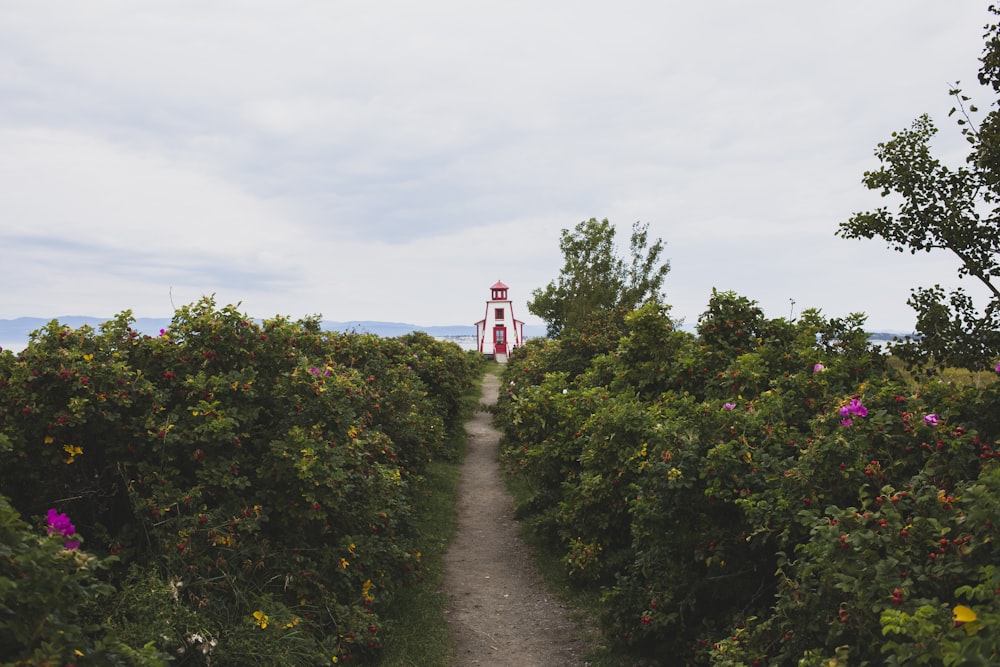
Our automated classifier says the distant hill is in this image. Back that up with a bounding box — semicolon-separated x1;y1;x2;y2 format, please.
0;316;911;353
0;316;548;350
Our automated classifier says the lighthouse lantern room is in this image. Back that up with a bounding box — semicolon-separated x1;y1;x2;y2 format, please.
474;280;525;363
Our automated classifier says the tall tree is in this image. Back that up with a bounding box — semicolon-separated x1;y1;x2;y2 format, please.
837;6;1000;370
528;218;670;337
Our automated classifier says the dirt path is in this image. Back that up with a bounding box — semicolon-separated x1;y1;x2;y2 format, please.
443;372;593;666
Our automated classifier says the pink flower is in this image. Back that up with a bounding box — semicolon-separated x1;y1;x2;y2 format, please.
723;403;736;411
46;509;79;550
923;413;939;426
813;363;826;373
47;508;74;536
838;398;868;426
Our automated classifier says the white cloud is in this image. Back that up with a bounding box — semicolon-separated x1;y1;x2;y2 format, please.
0;1;994;330
0;128;304;315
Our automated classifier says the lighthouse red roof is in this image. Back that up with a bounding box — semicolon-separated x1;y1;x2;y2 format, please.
491;280;508;290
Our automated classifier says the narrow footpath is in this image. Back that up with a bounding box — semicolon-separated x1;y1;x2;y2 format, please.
443;373;592;666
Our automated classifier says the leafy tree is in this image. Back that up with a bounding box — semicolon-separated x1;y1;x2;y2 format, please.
838;7;1000;370
528;218;670;337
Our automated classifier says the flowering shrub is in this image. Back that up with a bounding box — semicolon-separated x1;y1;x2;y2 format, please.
0;496;168;665
0;297;481;665
496;292;1000;665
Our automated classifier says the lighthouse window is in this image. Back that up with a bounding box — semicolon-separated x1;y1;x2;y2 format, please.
495;308;504;320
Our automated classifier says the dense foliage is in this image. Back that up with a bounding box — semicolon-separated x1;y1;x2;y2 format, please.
0;297;481;666
494;292;1000;665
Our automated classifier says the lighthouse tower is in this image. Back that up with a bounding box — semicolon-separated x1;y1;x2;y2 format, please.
474;280;525;363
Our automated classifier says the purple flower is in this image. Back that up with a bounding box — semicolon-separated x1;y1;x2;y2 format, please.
995;362;1000;373
47;509;74;536
723;403;736;411
923;413;939;427
46;509;79;550
813;363;826;373
838;398;868;426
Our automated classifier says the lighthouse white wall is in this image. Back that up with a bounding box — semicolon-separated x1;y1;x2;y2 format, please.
474;282;525;360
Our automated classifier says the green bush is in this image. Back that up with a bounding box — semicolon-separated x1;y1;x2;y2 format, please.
0;495;168;665
496;292;1000;665
0;297;480;665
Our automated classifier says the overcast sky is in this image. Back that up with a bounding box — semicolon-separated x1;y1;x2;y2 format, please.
1;2;995;333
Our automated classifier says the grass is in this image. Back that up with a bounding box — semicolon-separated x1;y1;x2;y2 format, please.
375;359;490;666
375;456;464;666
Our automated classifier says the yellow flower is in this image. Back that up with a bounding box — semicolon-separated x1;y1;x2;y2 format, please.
44;436;54;444
953;604;983;635
253;610;269;629
362;579;373;602
82;353;93;361
63;444;83;464
953;605;977;623
339;557;349;569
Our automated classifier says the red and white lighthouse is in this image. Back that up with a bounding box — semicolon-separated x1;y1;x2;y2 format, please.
474;280;525;362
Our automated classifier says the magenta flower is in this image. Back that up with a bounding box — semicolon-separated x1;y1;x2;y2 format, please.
723;403;736;411
995;362;1000;373
47;508;74;535
838;398;868;426
813;363;826;373
923;413;939;426
46;509;80;550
